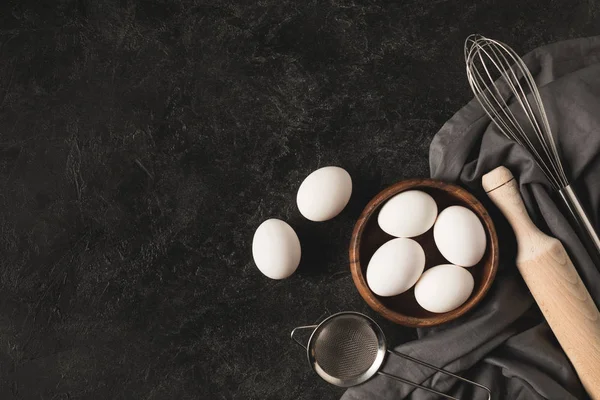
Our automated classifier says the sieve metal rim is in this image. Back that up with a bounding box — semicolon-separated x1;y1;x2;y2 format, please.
305;311;387;387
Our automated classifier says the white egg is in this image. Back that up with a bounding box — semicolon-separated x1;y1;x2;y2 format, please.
433;206;487;267
252;219;301;279
414;264;474;313
366;238;425;297
296;166;352;222
377;190;438;237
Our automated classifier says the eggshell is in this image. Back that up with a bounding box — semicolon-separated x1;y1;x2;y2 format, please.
297;166;352;222
252;219;301;279
414;264;474;313
433;206;487;267
366;238;425;297
377;190;438;237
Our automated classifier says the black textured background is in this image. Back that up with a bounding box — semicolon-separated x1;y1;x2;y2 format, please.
0;1;599;399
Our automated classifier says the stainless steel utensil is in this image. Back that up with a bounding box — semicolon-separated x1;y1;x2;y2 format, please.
291;312;491;399
464;34;600;262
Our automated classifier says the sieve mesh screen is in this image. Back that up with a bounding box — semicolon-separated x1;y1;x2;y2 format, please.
312;314;380;379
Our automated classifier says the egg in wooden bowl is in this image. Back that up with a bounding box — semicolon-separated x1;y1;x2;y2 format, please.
349;179;499;328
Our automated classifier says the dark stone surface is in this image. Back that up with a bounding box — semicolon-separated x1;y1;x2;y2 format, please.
0;1;598;399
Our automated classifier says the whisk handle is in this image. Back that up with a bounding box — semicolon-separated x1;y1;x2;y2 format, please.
482;166;600;399
559;185;600;262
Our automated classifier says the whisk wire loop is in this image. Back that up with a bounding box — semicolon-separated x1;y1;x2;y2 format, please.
465;35;569;191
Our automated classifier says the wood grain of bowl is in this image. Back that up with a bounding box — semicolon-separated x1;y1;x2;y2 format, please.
349;179;499;328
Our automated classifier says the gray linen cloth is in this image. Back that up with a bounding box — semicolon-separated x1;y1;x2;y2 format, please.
343;36;600;400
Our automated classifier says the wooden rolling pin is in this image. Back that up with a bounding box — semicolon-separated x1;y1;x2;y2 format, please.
482;166;600;399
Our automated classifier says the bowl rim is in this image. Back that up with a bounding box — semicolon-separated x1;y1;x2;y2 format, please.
349;178;499;328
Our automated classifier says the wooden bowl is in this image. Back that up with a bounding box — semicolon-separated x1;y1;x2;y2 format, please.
349;179;498;327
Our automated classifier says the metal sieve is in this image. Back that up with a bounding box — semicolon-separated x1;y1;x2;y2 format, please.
291;312;491;400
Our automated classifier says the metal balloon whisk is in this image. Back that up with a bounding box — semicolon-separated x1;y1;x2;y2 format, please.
464;34;600;262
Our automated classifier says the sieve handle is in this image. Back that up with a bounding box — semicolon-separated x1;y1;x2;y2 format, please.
290;325;317;350
382;350;491;400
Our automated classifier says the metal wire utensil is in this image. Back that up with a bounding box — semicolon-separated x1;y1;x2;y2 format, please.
291;312;491;400
464;34;600;262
